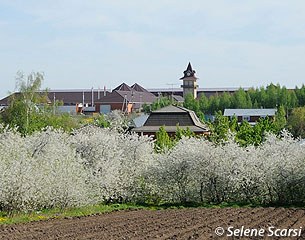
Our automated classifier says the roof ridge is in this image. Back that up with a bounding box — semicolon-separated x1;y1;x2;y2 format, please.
131;83;150;93
113;83;132;91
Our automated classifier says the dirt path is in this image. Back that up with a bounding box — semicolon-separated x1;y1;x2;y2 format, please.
1;208;305;239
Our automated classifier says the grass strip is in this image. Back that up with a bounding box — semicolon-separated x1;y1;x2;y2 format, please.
0;203;147;225
0;201;297;225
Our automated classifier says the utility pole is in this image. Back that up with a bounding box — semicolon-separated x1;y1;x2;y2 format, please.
53;93;56;115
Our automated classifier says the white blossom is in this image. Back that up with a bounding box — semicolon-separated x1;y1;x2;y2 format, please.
1;126;305;212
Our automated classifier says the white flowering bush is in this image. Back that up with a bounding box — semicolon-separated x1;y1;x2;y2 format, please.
257;131;305;204
146;132;305;205
0;127;91;212
71;126;154;203
0;124;305;212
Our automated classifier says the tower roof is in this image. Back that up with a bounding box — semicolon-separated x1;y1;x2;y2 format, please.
113;83;132;91
180;62;198;80
131;83;150;93
186;62;194;72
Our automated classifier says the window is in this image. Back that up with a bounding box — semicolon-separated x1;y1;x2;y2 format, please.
242;116;251;122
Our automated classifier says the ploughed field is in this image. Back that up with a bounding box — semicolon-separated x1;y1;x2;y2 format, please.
1;207;305;240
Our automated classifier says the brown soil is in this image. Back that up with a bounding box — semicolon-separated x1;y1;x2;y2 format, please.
1;208;305;240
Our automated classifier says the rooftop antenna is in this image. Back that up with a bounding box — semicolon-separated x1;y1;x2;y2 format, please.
166;83;178;102
157;92;161;104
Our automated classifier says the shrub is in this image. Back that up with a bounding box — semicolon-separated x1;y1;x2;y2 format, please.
0;126;305;213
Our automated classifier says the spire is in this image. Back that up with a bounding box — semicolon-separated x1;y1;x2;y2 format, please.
180;62;197;80
186;62;193;72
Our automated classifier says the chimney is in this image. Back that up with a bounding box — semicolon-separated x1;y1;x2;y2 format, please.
91;87;94;107
104;86;106;96
82;91;85;108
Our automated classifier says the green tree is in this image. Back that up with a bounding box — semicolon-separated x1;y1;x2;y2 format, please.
208;95;220;114
229;115;238;132
143;96;173;113
265;83;279;107
199;94;209;113
175;125;194;142
257;86;267;108
208;111;230;143
94;114;111;128
295;85;305;106
279;86;289;106
183;93;203;120
252;117;277;145
1;71;81;134
288;91;298;108
235;120;254;146
219;92;232;112
183;93;199;111
274;105;287;132
287;107;305;138
43;113;79;132
232;88;252;108
2;72;46;134
155;126;173;152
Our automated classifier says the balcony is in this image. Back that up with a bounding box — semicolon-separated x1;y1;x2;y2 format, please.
181;85;198;89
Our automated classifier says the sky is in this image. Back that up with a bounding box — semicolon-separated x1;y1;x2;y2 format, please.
1;0;305;99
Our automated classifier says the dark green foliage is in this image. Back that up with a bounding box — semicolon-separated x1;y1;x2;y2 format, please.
235;121;255;146
144;84;304;138
1;98;28;133
154;125;196;152
94;114;111;128
295;84;305;106
183;93;204;121
42;114;79;132
184;83;303;116
175;125;195;141
142;96;174;113
207;111;230;143
231;88;252;109
207;95;220;115
0;72;79;135
1;72;46;135
236;118;277;147
179;83;305;138
274;105;287;131
218;92;232;112
199;93;209;112
287;107;305;138
208;112;282;146
154;126;173;152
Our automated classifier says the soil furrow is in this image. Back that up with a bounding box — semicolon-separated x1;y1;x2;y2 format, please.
1;208;305;240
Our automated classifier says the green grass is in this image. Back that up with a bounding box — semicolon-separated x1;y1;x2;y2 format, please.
0;201;296;225
0;202;224;225
0;203;148;225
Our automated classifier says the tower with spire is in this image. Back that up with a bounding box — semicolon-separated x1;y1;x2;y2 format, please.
180;62;198;99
